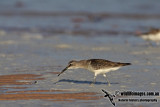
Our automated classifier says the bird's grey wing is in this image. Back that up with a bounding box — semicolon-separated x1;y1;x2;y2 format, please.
89;59;125;70
89;59;113;70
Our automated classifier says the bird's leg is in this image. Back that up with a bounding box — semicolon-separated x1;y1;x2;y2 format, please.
90;74;97;85
103;74;111;86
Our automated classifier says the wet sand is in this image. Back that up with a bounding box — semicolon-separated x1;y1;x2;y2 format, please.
0;73;101;101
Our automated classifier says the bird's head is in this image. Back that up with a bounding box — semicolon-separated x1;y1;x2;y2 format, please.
58;60;80;76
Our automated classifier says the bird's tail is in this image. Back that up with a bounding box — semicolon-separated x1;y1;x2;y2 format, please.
117;62;131;66
120;63;131;66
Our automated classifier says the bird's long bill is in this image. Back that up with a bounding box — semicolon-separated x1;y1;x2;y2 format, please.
58;65;70;76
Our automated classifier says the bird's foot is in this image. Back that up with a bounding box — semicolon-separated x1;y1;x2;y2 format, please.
90;82;95;87
108;83;111;87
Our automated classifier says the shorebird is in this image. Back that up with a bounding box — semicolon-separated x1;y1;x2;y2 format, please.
138;28;160;45
58;59;131;86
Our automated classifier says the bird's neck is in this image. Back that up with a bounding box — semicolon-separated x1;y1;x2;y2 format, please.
77;60;88;69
